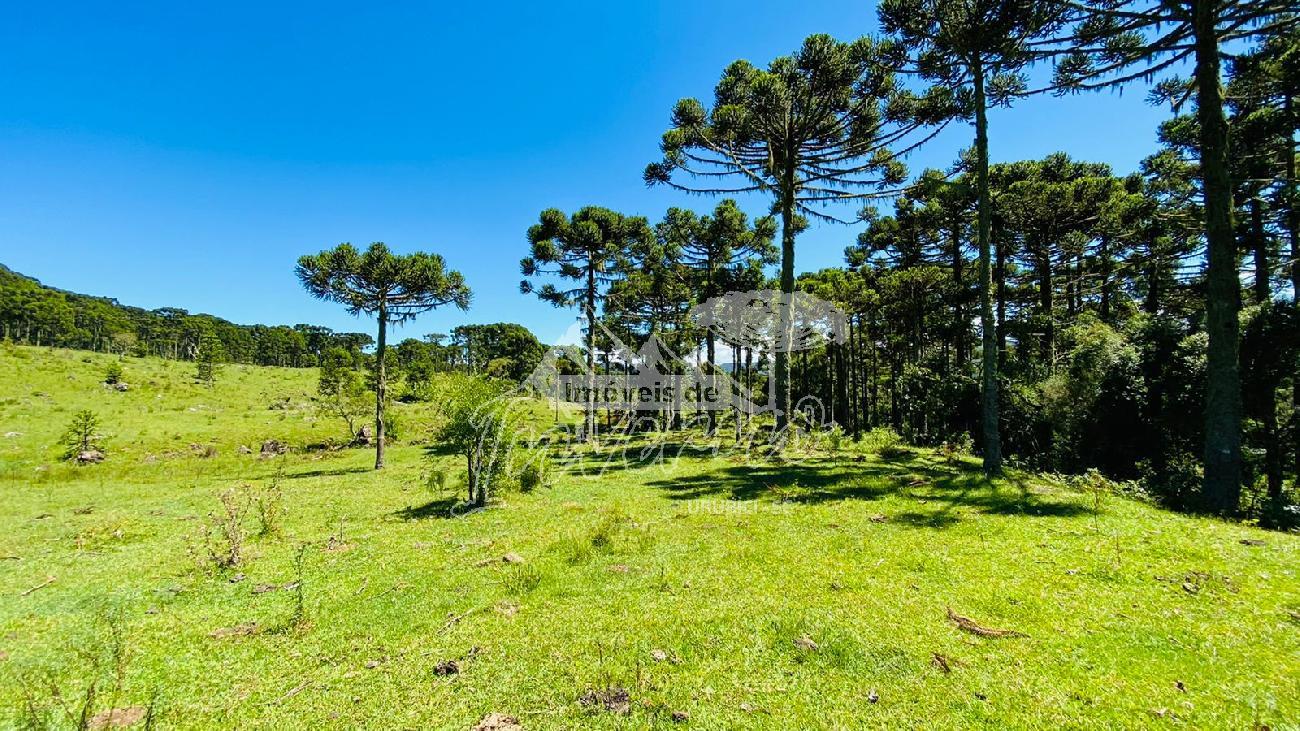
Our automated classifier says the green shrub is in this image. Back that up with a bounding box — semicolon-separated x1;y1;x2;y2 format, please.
104;360;124;385
1139;452;1201;510
60;409;105;460
431;376;523;506
426;466;450;494
560;535;593;565
383;409;404;442
862;427;908;458
516;451;551;493
939;432;974;464
317;347;370;439
1069;468;1147;504
825;425;845;454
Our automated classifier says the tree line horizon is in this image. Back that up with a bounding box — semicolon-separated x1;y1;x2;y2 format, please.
3;1;1297;522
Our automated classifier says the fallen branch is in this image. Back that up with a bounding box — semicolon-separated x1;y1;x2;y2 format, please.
264;680;311;706
438;607;480;635
20;575;55;596
374;581;410;599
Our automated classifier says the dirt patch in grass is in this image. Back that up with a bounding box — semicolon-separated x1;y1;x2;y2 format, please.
579;686;631;715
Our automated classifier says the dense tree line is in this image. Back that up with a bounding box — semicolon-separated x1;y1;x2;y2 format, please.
523;11;1298;521
391;323;547;396
0;263;374;366
803;144;1295;517
0;260;550;392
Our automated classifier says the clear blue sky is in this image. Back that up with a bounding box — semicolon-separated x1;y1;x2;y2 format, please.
0;1;1172;345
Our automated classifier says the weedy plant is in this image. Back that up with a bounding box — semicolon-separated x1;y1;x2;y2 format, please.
290;542;309;627
253;468;286;538
425;466;449;495
192;487;248;572
499;563;542;596
825;425;845;456
16;611;157;731
863;427;910;459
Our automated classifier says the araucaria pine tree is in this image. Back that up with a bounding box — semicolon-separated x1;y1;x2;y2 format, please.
520;207;652;441
195;329;225;385
645;33;950;431
659;200;777;432
877;0;1066;475
61;409;104;461
297;242;471;469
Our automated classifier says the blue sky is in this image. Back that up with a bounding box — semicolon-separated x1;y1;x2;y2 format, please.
0;1;1173;345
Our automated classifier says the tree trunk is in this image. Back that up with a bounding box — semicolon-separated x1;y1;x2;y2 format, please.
834;339;849;429
889;359;901;433
1251;197;1269;304
1193;3;1242;514
995;217;1008;371
847;317;860;436
1250;197;1282;505
1145;243;1162;314
1099;234;1113;321
467;449;477;505
952;219;967;370
584;266;597;443
733;343;742;444
603;350;612;430
744;347;754;432
776;196;796;432
868;315;878;428
374;305;388;470
1037;247;1054;368
1286;91;1299;488
706;330;717;434
1263;385;1282;510
973;56;1002;475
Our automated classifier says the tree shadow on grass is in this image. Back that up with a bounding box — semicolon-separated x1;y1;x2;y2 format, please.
282;465;373;480
393;497;462;521
645;454;1094;529
648;461;894;504
893;510;963;529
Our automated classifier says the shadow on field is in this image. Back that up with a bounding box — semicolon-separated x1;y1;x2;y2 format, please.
638;449;1093;529
394;497;461;520
283;465;373;480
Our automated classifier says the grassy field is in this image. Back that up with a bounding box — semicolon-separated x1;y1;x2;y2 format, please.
1;345;1297;729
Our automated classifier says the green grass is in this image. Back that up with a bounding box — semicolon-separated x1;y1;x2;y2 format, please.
1;345;1297;729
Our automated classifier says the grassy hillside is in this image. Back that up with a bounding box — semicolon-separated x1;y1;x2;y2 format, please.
0;345;1297;729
